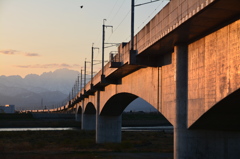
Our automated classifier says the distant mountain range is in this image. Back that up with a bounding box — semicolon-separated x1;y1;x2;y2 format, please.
0;68;79;110
0;68;157;112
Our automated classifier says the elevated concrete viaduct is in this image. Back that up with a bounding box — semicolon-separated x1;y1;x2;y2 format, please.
28;0;240;158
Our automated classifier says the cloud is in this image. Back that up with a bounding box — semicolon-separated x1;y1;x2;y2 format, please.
24;53;40;57
0;49;18;55
16;65;31;68
15;63;81;69
0;49;40;57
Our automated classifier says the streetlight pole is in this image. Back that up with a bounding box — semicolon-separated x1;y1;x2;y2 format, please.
75;79;78;96
79;68;83;99
72;87;74;99
101;19;113;81
91;46;94;85
84;60;87;91
131;0;135;51
102;19;105;77
80;68;83;91
84;59;91;92
77;74;80;92
130;0;169;64
91;43;99;88
130;0;137;65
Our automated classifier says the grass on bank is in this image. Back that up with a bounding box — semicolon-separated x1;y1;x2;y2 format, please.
0;130;173;155
0;113;173;158
0;112;172;128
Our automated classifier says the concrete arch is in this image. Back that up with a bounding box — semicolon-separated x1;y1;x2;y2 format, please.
82;102;96;130
75;105;82;122
84;102;96;114
97;92;172;143
100;93;138;116
97;67;161;117
76;105;82;114
190;88;240;130
100;92;171;124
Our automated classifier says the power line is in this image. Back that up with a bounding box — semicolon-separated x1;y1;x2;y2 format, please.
107;10;131;42
106;0;119;21
93;1;121;59
107;0;140;42
109;0;127;24
135;0;166;33
123;0;168;42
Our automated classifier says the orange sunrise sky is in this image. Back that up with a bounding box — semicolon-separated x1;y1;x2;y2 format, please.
0;0;169;78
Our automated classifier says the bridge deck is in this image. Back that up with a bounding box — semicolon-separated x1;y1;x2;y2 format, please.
85;0;240;93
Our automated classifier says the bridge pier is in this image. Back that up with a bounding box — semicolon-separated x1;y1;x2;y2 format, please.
75;113;81;122
174;44;188;159
96;115;122;143
80;100;96;130
81;113;96;130
174;44;240;158
95;91;122;143
75;105;81;122
177;129;240;159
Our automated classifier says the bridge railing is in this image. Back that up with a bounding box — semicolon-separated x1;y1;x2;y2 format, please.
109;52;120;63
57;0;218;112
134;0;215;54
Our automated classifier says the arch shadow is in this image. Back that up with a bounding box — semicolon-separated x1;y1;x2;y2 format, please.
100;92;172;126
101;93;138;116
75;105;82;122
190;88;240;130
85;102;96;114
77;106;82;114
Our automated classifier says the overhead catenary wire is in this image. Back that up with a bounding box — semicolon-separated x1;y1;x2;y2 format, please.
93;0;123;54
106;9;131;42
95;0;135;61
136;0;167;32
106;0;119;21
123;0;168;42
83;0;169;89
108;0;127;24
106;0;141;42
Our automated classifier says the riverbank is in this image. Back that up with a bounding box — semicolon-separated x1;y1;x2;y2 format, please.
0;130;173;159
0;113;173;158
0;112;172;128
0;113;80;128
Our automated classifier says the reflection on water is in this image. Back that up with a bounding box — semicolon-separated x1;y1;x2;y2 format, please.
122;126;173;132
0;126;173;132
0;127;79;131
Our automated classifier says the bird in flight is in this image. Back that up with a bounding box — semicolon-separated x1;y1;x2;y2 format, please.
80;5;83;8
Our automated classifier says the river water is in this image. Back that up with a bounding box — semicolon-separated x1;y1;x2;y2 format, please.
122;126;173;132
0;126;173;132
0;127;78;131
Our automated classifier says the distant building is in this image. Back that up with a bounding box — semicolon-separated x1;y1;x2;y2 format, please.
0;105;15;113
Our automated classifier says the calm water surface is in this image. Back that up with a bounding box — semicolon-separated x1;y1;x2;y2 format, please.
122;126;173;131
0;126;173;132
0;127;79;131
